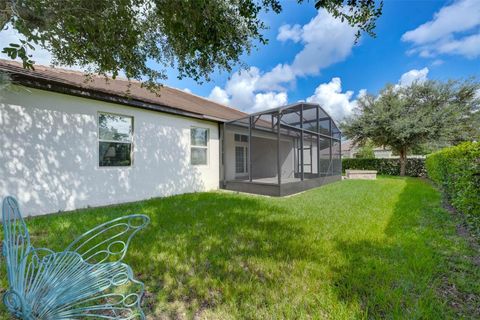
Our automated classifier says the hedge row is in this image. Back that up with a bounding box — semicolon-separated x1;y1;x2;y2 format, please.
426;142;480;239
342;158;426;177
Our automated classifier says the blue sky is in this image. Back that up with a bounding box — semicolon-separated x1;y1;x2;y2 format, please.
1;0;479;121
164;0;480;120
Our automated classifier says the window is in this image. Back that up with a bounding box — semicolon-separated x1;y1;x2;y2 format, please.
191;127;209;165
98;113;133;167
234;133;248;175
234;133;248;142
235;146;248;174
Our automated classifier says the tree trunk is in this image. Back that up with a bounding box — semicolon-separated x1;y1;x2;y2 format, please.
399;147;407;176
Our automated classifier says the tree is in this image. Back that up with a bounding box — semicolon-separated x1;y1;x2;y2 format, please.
410;141;451;156
341;80;480;176
0;0;383;89
355;139;375;158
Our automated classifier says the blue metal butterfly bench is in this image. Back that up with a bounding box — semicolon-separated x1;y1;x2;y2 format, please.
1;196;149;319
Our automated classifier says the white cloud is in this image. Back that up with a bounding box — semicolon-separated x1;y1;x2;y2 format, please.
474;88;480;100
277;24;302;43
306;77;362;120
303;68;433;122
208;9;357;113
357;89;367;100
431;59;444;66
398;67;429;87
402;0;480;59
436;33;480;59
402;0;480;44
256;64;295;91
208;86;230;105
288;10;356;76
0;25;53;66
252;92;288;112
183;88;192;94
207;67;290;111
224;68;260;109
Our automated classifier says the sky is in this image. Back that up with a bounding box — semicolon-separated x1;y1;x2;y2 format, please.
1;0;479;122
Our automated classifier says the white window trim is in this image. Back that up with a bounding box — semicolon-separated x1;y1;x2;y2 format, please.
98;111;134;168
235;144;248;176
190;127;209;166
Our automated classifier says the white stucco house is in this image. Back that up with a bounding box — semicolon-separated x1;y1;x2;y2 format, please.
0;60;341;216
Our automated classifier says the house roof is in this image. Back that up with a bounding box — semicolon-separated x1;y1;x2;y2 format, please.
341;140;355;152
341;139;392;152
0;60;246;122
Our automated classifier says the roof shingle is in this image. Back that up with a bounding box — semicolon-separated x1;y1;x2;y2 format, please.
0;60;246;122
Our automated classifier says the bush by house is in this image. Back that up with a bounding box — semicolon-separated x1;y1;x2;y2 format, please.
426;142;480;238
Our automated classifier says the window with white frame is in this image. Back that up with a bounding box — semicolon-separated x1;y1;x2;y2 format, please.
98;113;133;167
190;127;209;165
234;133;248;175
235;146;248;174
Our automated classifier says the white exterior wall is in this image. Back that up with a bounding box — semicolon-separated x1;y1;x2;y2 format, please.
0;85;220;216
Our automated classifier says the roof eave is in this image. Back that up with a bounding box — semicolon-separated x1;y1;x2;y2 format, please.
1;68;229;123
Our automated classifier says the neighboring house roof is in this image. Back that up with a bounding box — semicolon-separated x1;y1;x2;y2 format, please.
341;140;355;152
0;60;246;122
341;139;392;152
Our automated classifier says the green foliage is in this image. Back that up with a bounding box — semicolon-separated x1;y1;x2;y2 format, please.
1;40;35;69
341;79;480;175
0;0;383;87
410;140;452;156
316;0;383;40
426;142;480;239
343;158;426;177
2;178;478;318
355;140;375;158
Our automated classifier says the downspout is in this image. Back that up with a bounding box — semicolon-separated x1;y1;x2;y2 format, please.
339;132;342;175
329;120;333;175
248;116;252;182
316;106;320;176
300;104;304;181
277;112;282;186
221;122;226;188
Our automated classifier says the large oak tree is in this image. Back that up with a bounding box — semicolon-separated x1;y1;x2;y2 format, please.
341;80;480;176
0;0;382;89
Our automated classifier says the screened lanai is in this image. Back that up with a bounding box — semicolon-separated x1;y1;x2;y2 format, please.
222;102;342;196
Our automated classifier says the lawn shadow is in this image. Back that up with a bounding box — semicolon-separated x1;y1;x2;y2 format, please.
330;178;479;319
128;192;314;317
3;179;477;319
8;192;313;318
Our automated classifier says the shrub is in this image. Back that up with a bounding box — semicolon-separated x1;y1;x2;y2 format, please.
342;158;426;177
426;142;480;239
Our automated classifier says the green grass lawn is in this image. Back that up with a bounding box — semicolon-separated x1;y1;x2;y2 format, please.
1;177;479;319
